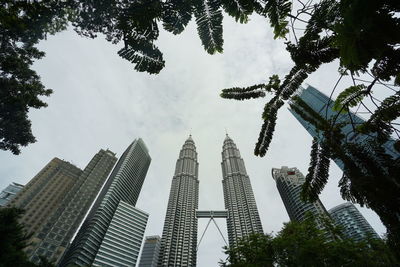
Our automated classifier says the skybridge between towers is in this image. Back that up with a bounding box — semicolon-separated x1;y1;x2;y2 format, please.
196;210;228;251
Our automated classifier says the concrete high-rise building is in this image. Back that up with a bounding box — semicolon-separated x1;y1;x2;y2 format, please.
289;85;399;170
158;135;199;267
138;235;161;267
0;182;24;206
60;138;151;267
221;134;263;247
329;202;380;241
7;158;82;235
28;149;117;264
272;166;329;223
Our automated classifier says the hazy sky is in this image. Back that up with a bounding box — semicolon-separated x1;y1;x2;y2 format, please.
0;14;386;266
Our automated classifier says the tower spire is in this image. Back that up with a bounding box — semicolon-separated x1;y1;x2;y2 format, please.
221;135;263;246
158;137;199;266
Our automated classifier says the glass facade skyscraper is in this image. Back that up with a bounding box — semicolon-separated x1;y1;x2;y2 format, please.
59;138;151;267
289;85;399;170
329;202;379;241
272;166;329;223
158;136;199;267
221;134;263;247
138;235;161;267
92;202;149;267
0;182;24;206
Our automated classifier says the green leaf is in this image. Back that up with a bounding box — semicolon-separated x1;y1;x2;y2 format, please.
259;0;291;39
193;0;224;54
333;85;367;112
162;0;193;34
302;139;331;202
358;91;400;141
220;74;281;100
255;96;284;157
221;0;255;23
220;84;267;100
279;66;309;100
118;38;165;74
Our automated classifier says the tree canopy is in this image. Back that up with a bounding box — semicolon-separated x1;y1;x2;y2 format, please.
221;217;399;267
0;207;54;267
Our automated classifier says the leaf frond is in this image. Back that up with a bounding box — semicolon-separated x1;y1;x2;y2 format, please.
221;0;255;23
302;139;331;202
193;0;224;54
118;38;165;74
255;96;284;156
333;85;367;112
258;0;291;39
221;84;267;100
162;0;192;34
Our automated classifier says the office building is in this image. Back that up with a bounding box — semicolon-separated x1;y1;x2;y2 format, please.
93;202;149;267
221;134;263;246
138;235;161;267
7;158;82;235
28;149;117;264
0;182;24;206
59;138;151;267
271;166;329;222
158;135;199;267
288;85;399;170
329;202;380;241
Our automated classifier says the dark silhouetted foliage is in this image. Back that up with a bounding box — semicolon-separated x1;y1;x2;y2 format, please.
221;217;399;267
0;207;55;267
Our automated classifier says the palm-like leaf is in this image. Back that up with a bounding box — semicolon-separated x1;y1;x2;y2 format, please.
220;84;267;100
255;96;284;156
302;139;331;202
220;74;281;100
333;85;367;112
279;66;309;100
358;91;400;141
193;0;223;54
118;38;165;74
257;0;291;39
162;0;193;34
221;0;255;23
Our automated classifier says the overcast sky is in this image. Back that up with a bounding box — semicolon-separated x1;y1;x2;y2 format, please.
0;14;387;266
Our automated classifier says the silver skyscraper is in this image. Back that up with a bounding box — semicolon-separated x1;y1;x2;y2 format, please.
158;135;199;267
60;138;151;267
138;235;161;267
222;134;263;247
329;202;380;241
272;166;329;222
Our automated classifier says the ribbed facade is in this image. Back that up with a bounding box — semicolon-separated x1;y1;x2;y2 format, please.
93;201;149;267
59;138;151;267
28;149;117;264
329;202;380;241
289;85;399;170
8;158;82;236
272;166;329;222
221;135;263;247
158;136;199;267
0;182;24;206
138;235;161;267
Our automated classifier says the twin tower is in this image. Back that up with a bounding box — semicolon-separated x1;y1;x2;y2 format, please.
158;134;263;266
